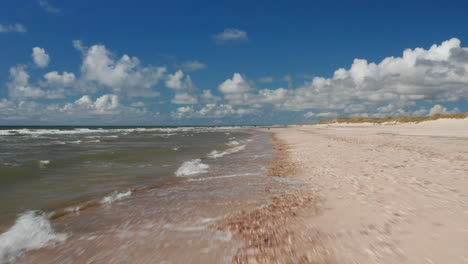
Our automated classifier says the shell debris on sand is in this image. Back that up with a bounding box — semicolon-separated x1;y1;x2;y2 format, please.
214;132;333;264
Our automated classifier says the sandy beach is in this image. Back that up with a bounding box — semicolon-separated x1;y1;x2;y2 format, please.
249;118;468;263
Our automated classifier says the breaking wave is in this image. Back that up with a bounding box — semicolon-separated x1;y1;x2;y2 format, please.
0;126;251;137
226;140;240;146
0;211;67;263
175;159;209;177
101;190;132;204
208;145;246;158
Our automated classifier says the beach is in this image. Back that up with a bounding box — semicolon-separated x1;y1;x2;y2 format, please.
1;119;467;263
257;118;468;263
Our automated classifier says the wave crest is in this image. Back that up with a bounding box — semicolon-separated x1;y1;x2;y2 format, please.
0;211;67;263
175;159;209;177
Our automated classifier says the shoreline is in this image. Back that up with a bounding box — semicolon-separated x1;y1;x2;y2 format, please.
215;131;332;263
258;118;468;263
6;130;306;264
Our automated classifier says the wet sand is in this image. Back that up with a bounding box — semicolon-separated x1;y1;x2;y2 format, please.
11;132;309;264
261;119;468;263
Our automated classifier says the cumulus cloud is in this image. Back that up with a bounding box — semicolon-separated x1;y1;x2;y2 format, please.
78;43;166;97
213;28;248;43
63;94;119;114
304;111;338;119
226;38;468;117
38;0;61;14
172;104;256;119
44;71;76;86
200;90;221;103
171;93;198;104
181;60;207;72
165;70;198;104
218;73;254;105
32;47;50;68
0;95;155;123
165;70;194;91
0;23;26;33
218;73;251;94
7;65;47;98
428;104;460;116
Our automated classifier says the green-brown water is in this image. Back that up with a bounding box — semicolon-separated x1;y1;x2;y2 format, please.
0;126;251;225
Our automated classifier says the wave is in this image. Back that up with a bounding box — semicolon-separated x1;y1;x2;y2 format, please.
101;190;132;204
0;126;252;137
226;140;240;146
175;159;209;177
39;160;50;168
207;145;246;158
0;211;67;263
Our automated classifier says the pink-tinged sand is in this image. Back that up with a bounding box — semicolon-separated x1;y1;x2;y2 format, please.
271;118;468;263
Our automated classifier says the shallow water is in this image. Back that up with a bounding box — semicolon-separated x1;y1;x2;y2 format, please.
0;126;250;225
0;127;305;263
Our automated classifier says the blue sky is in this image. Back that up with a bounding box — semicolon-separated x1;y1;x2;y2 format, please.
1;0;467;125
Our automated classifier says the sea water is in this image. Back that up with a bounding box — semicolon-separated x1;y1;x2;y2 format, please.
0;126;303;263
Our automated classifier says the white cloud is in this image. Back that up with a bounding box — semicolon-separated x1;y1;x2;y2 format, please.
165;70;198;104
38;0;61;13
0;24;26;33
72;40;86;53
229;38;468;116
63;94;119;115
7;65;46;98
94;94;119;113
181;60;207;72
428;104;460;116
171;92;198;104
130;101;145;107
304;112;338;118
165;70;194;91
200;90;221;103
218;73;254;105
218;73;251;94
44;71;75;86
213;28;248;43
172;104;256;119
78;43;166;97
32;47;50;68
7;65;68;99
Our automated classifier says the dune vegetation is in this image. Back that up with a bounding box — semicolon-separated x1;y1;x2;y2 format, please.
315;113;468;124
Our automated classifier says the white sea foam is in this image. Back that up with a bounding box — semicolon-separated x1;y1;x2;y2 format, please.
101;190;132;204
186;173;258;182
226;140;240;146
39;160;50;168
208;145;246;158
175;159;209;177
0;211;68;263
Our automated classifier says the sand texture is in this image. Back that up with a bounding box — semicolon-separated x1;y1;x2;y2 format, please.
264;118;468;263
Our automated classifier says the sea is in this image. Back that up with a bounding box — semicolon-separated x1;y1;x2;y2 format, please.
0;126;302;263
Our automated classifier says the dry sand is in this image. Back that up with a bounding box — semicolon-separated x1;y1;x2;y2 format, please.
255;118;468;263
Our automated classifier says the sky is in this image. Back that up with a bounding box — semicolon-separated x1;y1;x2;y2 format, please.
1;0;467;125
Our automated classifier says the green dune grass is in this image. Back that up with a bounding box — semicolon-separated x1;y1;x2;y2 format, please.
314;113;468;125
